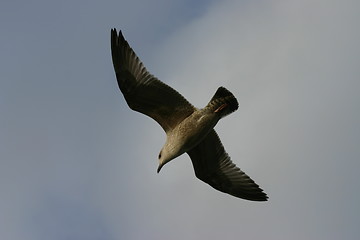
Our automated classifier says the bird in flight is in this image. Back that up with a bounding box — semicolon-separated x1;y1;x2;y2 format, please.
111;29;268;201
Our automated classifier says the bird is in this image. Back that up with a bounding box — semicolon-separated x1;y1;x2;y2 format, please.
111;28;268;201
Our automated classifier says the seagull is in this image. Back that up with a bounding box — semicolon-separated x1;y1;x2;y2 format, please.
111;29;268;201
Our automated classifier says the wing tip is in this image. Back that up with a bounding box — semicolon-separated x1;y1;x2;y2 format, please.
250;192;269;202
111;28;125;46
228;187;269;201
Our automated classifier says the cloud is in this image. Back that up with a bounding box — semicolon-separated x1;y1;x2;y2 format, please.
1;0;359;239
125;0;360;239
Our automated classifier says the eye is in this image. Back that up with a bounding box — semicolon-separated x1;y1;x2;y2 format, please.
158;151;162;159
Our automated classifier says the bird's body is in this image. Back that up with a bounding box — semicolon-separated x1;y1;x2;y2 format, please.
111;29;268;201
160;106;219;168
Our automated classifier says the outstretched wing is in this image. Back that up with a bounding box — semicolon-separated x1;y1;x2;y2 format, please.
111;29;195;132
187;130;268;201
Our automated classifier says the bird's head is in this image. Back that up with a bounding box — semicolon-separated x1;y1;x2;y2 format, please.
157;147;177;173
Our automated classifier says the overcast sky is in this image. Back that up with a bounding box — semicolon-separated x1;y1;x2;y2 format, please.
1;0;360;239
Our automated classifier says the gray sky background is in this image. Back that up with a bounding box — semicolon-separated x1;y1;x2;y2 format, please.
1;0;359;239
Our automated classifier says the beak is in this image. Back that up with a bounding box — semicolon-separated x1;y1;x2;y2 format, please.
157;162;164;173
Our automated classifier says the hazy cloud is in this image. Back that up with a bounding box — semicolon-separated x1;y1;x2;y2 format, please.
1;0;359;239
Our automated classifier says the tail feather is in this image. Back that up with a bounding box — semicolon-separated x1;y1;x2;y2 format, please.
206;87;239;118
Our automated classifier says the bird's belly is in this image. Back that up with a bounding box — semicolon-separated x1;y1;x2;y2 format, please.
174;114;218;152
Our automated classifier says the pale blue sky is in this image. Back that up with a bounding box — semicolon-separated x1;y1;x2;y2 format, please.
1;0;359;239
